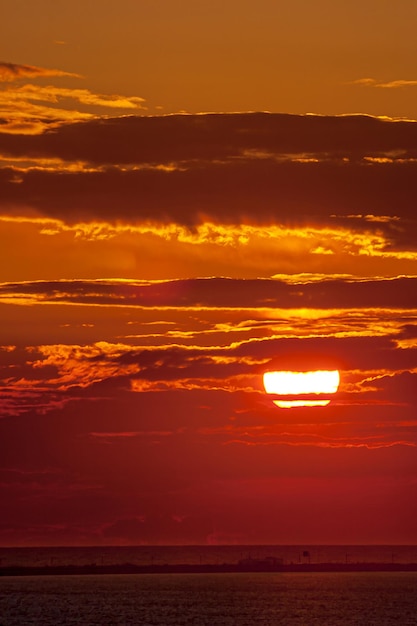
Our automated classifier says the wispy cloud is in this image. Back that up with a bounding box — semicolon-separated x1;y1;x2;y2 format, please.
0;61;81;82
351;77;417;89
5;84;146;109
0;63;146;133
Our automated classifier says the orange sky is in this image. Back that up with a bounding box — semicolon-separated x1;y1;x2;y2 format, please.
0;1;417;546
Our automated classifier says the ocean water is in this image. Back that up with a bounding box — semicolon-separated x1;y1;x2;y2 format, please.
1;547;417;625
1;572;417;625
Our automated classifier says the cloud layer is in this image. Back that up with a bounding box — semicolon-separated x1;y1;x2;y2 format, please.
1;113;416;261
1;84;417;544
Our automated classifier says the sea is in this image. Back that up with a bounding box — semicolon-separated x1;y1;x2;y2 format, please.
1;545;417;625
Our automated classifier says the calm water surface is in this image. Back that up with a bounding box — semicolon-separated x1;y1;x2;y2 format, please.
1;572;417;626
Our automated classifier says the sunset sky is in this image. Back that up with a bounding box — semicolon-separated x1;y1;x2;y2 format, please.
1;0;417;546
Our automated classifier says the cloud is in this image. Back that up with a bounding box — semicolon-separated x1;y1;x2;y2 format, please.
377;80;417;89
0;62;81;82
0;113;416;258
0;64;146;134
351;77;417;89
0;159;416;257
2;215;417;285
4;329;417;413
0;113;416;257
2;112;417;162
4;84;146;110
0;105;416;546
0;87;146;135
1;276;416;310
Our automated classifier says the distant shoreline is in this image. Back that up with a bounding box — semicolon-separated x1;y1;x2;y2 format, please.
2;562;417;577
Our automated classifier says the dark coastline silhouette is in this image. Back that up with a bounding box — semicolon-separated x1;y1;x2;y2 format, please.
2;560;417;577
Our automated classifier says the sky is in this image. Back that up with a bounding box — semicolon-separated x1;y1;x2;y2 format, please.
1;0;417;546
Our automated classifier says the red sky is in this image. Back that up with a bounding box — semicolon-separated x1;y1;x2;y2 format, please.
1;0;417;546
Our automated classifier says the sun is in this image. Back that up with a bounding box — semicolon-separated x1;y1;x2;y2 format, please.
263;370;340;408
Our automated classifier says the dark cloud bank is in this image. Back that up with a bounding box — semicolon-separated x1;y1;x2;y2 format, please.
2;276;416;309
2;112;417;164
1;113;417;248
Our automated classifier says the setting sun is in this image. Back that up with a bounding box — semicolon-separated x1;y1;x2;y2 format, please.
1;0;417;557
263;370;340;408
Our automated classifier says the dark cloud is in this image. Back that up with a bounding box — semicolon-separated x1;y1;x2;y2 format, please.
2;114;417;252
398;324;417;339
2;113;417;163
234;334;416;368
97;335;417;381
1;159;417;250
1;276;416;309
368;370;417;403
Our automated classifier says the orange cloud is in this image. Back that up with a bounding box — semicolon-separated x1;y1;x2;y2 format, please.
0;66;146;133
29;342;139;390
351;77;417;89
5;84;146;109
0;62;81;82
0;93;145;135
3;215;413;264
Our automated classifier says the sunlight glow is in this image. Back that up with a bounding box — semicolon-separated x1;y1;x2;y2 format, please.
263;370;340;408
273;399;331;408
